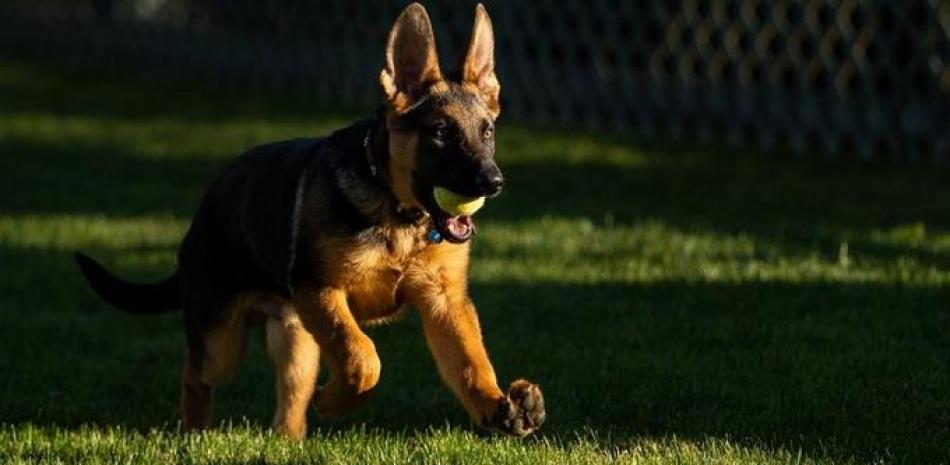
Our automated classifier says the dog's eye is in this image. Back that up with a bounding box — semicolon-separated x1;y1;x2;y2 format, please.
482;125;494;141
431;123;448;142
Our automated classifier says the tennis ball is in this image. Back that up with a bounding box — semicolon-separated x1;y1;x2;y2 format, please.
434;187;485;216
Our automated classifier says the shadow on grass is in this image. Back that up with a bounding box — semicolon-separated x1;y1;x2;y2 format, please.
0;137;220;217
485;150;950;271
1;240;948;464
4;131;949;272
0;58;338;123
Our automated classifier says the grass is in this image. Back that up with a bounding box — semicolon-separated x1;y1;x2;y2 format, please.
1;59;949;464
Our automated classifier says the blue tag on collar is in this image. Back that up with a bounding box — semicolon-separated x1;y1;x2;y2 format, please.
427;229;443;244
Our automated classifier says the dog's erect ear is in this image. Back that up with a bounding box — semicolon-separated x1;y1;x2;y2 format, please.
461;3;500;119
380;3;443;112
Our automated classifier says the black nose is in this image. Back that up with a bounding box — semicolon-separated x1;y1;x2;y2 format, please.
477;171;504;197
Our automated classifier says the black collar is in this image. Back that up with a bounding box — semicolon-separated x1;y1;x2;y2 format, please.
361;112;428;226
362;112;385;180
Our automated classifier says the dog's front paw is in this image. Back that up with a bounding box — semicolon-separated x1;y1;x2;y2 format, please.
488;380;545;437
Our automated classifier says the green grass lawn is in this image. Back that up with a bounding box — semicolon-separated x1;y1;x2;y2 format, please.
1;60;949;465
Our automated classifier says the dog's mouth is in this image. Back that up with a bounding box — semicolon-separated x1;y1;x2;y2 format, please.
422;187;477;243
431;209;475;243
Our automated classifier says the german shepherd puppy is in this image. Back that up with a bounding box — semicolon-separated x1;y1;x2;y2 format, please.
75;3;544;439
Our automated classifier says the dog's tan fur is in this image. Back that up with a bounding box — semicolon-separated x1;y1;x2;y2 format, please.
266;306;320;438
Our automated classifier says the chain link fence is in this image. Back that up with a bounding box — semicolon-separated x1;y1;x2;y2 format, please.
2;0;948;160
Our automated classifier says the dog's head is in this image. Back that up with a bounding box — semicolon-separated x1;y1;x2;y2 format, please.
380;3;501;243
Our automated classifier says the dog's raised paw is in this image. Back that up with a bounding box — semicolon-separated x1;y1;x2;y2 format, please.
490;379;545;437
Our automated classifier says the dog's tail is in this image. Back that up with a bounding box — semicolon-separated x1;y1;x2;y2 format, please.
74;252;181;314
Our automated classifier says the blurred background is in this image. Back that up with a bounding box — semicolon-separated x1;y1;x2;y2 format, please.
2;0;947;160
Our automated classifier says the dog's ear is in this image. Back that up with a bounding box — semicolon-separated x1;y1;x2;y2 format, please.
461;3;500;119
380;3;443;112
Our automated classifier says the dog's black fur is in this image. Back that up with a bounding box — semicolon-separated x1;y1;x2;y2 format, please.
77;112;394;341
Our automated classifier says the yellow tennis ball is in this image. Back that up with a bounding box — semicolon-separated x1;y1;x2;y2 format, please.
434;187;485;216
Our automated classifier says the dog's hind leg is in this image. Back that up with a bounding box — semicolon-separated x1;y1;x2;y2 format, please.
181;348;214;430
180;294;251;430
265;304;320;440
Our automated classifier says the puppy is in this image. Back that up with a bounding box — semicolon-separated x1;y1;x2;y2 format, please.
76;3;544;439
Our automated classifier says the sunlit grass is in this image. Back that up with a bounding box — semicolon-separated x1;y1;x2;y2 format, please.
1;424;859;465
